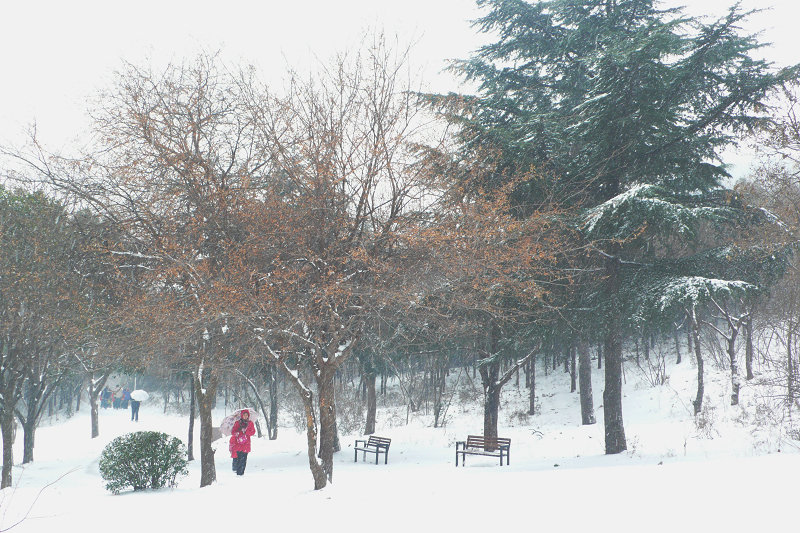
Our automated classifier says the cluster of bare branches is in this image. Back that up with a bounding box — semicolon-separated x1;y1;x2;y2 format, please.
0;34;574;491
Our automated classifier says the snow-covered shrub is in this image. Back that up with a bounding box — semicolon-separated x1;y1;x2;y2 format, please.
507;409;531;426
786;427;800;442
99;431;188;494
283;388;312;432
626;436;641;457
694;403;720;439
458;386;481;404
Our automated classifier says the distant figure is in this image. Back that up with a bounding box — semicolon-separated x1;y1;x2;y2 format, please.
130;398;141;421
121;388;131;409
229;410;255;476
101;387;111;409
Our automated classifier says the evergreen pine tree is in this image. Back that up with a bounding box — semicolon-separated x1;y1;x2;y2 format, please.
450;0;799;453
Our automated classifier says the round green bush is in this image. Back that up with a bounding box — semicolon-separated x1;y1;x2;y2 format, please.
99;431;188;494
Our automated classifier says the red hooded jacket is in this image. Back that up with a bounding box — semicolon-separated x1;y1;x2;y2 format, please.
229;412;256;457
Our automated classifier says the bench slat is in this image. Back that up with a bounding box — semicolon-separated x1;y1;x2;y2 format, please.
456;435;511;466
354;435;391;464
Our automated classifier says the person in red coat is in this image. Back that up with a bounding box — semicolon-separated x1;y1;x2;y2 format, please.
229;410;256;475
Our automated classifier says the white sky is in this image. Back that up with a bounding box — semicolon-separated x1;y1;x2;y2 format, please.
0;0;484;150
1;0;798;172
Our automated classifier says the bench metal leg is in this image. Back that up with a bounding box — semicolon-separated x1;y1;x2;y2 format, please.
504;449;510;465
355;450;389;464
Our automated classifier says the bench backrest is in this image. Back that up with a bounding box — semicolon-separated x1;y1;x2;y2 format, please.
367;436;391;449
466;435;510;450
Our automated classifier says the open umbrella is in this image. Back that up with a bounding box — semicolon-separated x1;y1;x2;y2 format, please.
219;408;259;436
130;389;149;402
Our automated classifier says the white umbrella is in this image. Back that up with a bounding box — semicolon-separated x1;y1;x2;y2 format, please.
219;408;259;436
130;389;149;402
219;414;238;436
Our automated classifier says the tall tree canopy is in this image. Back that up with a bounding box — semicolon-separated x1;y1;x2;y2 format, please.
454;0;797;203
0;186;114;486
450;0;799;453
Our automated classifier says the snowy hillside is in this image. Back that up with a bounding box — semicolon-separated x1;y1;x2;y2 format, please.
1;355;797;532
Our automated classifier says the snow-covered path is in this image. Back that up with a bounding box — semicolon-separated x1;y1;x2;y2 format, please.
2;360;797;532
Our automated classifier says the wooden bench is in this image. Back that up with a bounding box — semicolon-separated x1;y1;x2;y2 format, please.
354;435;391;464
455;435;511;466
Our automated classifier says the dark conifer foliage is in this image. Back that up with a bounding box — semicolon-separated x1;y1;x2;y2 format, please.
449;0;799;453
454;0;797;202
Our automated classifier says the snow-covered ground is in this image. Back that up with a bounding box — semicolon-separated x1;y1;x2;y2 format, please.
1;357;797;532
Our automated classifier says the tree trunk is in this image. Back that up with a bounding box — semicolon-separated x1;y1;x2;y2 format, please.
603;255;626;454
364;371;377;435
523;359;530;388
87;371;111;439
332;412;341;453
18;381;53;464
674;326;682;364
188;373;195;461
21;418;36;464
75;382;82;413
0;411;14;489
267;365;279;440
483;381;500;441
788;325;794;405
570;345;577;393
597;344;602;369
578;342;596;425
745;318;754;381
195;371;218;488
432;358;448;428
90;395;100;438
270;355;328;490
728;330;740;406
481;321;501;440
300;387;327;490
690;308;704;415
318;367;337;483
603;328;626;453
528;358;536;416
